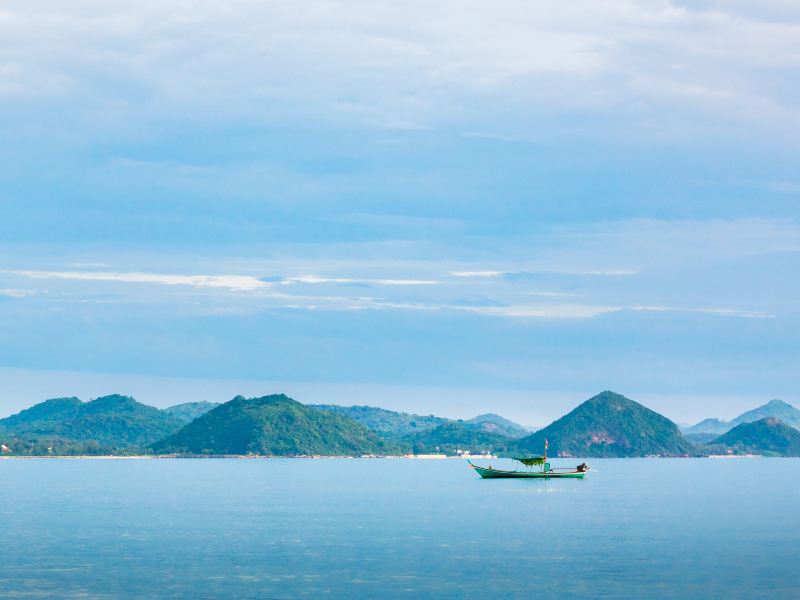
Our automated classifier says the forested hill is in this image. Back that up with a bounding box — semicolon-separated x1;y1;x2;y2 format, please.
0;394;184;454
309;404;448;438
400;421;512;455
711;418;800;456
152;394;395;456
515;391;695;458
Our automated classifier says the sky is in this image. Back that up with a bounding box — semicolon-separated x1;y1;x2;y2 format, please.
1;1;799;424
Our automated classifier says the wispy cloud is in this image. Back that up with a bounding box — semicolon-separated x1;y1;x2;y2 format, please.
280;275;438;286
337;299;771;320
450;271;505;278
0;288;34;298
4;259;776;321
466;304;772;320
450;269;637;278
5;269;440;295
465;304;619;319
7;270;269;291
628;306;773;319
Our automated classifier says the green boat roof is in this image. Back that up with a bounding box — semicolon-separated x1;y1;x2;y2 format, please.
513;457;545;466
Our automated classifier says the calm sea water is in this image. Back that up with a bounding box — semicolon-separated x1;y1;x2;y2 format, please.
1;457;799;599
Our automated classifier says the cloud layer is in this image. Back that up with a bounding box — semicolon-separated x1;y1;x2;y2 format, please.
1;2;799;415
2;1;799;137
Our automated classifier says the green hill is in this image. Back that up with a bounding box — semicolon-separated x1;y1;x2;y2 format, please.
152;394;395;456
0;394;184;454
514;391;695;458
162;401;220;424
711;418;800;456
400;421;512;455
465;413;532;438
309;404;448;438
0;397;83;430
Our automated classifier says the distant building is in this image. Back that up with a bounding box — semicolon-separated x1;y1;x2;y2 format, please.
1;444;11;453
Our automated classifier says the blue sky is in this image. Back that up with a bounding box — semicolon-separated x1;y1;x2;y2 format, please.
1;1;799;423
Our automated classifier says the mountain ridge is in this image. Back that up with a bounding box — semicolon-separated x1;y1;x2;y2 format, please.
685;399;800;435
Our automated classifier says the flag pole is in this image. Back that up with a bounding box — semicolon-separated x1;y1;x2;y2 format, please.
544;439;548;472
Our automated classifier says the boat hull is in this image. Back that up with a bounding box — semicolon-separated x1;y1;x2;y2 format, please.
470;464;585;479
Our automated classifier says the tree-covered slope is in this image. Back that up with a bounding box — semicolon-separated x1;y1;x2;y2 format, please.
465;413;532;438
711;418;800;456
400;421;512;454
514;391;695;458
0;394;184;452
309;404;448;438
153;394;395;456
162;401;220;424
0;397;83;431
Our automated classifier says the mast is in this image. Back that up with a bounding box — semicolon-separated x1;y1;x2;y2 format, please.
544;439;548;472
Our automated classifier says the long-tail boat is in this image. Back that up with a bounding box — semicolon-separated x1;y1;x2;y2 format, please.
468;440;589;479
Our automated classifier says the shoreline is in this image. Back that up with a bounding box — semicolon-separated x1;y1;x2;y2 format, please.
0;454;497;460
0;454;777;460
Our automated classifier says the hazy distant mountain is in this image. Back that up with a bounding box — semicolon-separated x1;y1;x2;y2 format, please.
712;418;800;456
400;421;512;455
683;418;730;436
514;391;695;458
0;394;184;453
685;399;800;436
163;401;220;424
153;394;395;456
310;405;530;447
465;413;532;438
310;404;448;438
730;400;800;429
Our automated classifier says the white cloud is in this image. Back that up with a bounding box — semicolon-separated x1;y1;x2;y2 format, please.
339;299;770;320
1;1;798;136
628;305;773;319
450;269;636;278
4;268;440;296
0;288;34;298
281;275;438;286
467;304;619;319
451;271;505;278
463;303;772;320
8;270;269;291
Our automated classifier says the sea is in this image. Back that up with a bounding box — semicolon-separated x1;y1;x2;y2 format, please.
1;456;799;599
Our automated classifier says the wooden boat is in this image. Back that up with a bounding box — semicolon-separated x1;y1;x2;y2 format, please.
468;440;589;479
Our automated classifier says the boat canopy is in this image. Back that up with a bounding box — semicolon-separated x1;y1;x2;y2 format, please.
513;457;545;466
